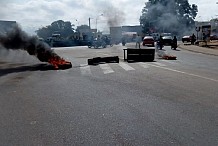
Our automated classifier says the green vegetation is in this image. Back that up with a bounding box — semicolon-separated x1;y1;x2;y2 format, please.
36;20;75;39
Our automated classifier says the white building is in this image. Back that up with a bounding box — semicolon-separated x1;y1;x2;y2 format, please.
195;19;218;40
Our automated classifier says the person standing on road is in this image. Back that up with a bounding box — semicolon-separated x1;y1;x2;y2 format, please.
135;34;141;49
171;36;177;50
158;35;163;50
122;36;126;46
191;33;196;45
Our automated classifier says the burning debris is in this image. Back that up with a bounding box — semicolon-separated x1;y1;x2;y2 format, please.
0;25;72;69
156;49;177;60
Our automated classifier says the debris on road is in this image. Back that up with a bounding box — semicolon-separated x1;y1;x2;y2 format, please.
88;56;119;65
156;49;177;60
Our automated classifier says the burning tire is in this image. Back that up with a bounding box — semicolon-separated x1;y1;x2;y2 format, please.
57;62;72;69
47;53;72;70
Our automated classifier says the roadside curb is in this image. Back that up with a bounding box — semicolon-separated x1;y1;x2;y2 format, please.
178;44;218;56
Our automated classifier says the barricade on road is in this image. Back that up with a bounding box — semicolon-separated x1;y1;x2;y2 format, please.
123;48;155;62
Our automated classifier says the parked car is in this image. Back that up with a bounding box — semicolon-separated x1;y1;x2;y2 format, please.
162;36;173;45
210;35;218;40
182;35;191;43
142;36;155;47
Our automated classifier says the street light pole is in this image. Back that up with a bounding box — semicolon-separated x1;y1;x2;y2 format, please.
89;17;91;29
96;14;103;32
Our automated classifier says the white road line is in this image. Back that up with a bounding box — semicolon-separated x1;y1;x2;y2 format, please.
147;64;218;82
159;60;179;65
99;64;114;74
151;62;167;66
119;62;135;71
80;64;91;75
99;53;110;56
138;62;149;68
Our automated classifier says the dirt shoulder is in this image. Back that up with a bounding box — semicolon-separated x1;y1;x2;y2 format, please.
178;42;218;56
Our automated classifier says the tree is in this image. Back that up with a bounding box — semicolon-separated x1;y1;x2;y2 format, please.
36;20;75;39
140;0;198;36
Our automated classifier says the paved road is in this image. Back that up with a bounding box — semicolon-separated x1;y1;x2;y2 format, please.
0;44;218;146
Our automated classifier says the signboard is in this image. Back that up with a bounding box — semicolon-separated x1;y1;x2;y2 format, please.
202;25;211;41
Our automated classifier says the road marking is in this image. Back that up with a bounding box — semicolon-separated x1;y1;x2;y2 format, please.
151;62;167;66
99;53;110;56
138;62;149;68
159;60;179;65
99;64;114;74
118;62;135;71
80;64;91;75
147;64;218;82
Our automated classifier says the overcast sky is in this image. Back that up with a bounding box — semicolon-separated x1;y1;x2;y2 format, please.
0;0;217;34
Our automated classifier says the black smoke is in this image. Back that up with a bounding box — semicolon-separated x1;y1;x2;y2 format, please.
103;6;125;28
140;1;197;37
0;24;56;62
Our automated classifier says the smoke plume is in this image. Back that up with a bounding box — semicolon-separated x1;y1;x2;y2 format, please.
144;1;195;36
102;6;125;27
0;24;57;63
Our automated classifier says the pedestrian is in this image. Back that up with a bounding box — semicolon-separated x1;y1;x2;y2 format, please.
122;36;126;46
202;33;206;41
191;33;196;45
135;34;141;49
171;36;177;50
158;35;163;50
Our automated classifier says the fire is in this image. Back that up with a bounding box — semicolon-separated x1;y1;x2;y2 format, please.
0;25;72;70
35;49;72;69
48;55;72;69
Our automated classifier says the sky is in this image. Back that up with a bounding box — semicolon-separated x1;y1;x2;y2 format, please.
0;0;217;34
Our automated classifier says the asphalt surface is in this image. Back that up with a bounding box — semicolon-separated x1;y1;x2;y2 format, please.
0;44;218;146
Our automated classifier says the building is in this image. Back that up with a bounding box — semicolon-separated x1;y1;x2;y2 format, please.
0;20;17;34
110;25;143;43
122;25;143;36
110;26;122;43
210;19;218;35
195;19;218;40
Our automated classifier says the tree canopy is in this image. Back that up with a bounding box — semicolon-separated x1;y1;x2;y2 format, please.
140;0;198;36
36;20;75;39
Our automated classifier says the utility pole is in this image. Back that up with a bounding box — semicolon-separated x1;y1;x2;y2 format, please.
89;17;91;29
96;14;103;32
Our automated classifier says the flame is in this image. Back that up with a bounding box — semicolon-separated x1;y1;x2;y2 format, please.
48;56;72;69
